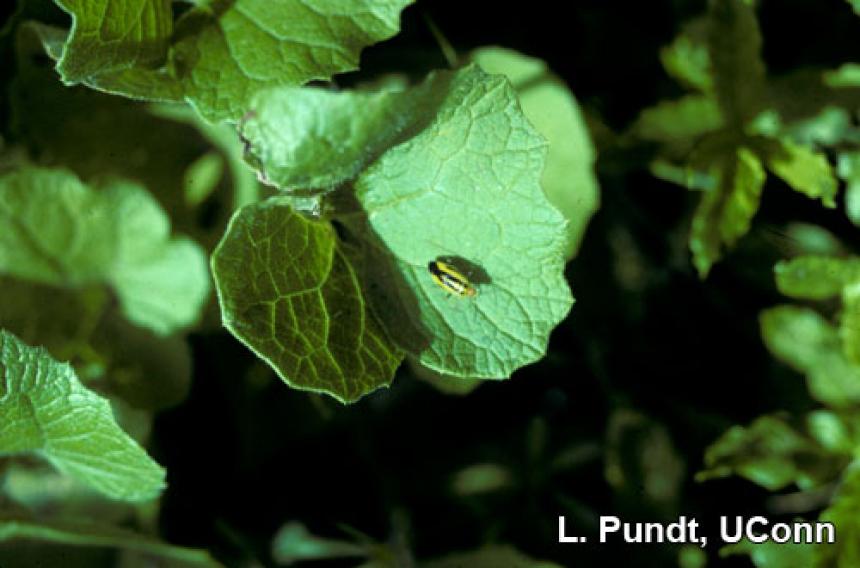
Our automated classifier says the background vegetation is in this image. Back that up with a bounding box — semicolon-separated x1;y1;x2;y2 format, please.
2;0;860;567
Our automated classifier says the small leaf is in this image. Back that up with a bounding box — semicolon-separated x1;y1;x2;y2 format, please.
761;305;860;407
271;522;366;565
0;330;165;501
838;151;860;226
423;545;563;568
631;95;723;143
843;282;860;366
824;63;860;88
650;160;717;191
707;0;766;125
697;414;839;491
470;46;600;257
50;0;172;84
172;0;414;121
355;65;573;377
0;515;221;567
150;104;261;210
0;167;210;336
721;538;816;568
184;152;225;207
774;256;860;300
690;146;765;277
762;140;838;208
210;198;403;403
817;462;860;567
660;31;713;92
451;463;513;496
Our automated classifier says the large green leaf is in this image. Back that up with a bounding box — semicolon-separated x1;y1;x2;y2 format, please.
0;167;210;336
354;65;573;377
761;306;860;407
51;0;172;83
470;46;600;257
239;65;573;379
211;198;403;402
241;84;421;192
0;330;165;501
697;414;840;491
0;515;221;567
34;1;414;122
690;146;765;277
172;0;413;121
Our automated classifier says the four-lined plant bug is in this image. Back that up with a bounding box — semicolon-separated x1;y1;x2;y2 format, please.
427;259;478;298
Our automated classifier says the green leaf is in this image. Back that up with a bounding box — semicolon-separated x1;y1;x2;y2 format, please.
817;462;860;567
806;411;860;456
721;538;816;568
761;306;860;407
650;160;718;191
0;515;221;567
838;152;860;227
423;545;563;568
0;330;165;501
762;140;838;208
470;46;600;257
150;103;262;210
271;522;366;565
50;0;172;84
631;95;723;142
678;545;708;568
0;276;193;410
241;84;420;192
707;0;766;125
824;63;860;88
172;0;413;122
660;31;713;93
450;463;513;496
32;1;413;121
843;282;860;366
355;65;573;377
848;0;860;16
184;152;225;207
774;256;860;300
690;146;765;277
697;415;837;491
0;167;210;336
23;20;183;102
210;198;403;403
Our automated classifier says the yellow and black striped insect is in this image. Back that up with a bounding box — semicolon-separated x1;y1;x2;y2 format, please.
427;259;478;298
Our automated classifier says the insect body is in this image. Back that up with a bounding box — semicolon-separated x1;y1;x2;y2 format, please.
427;260;478;298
